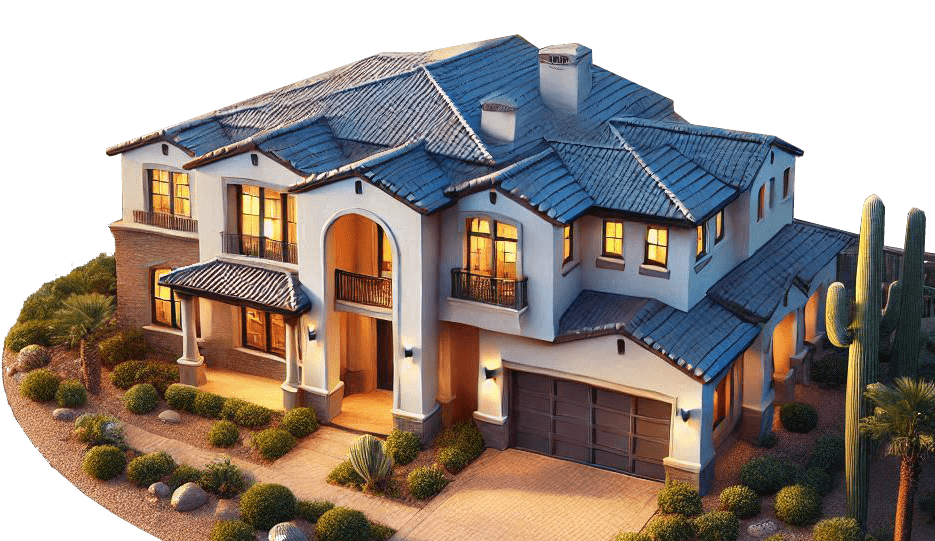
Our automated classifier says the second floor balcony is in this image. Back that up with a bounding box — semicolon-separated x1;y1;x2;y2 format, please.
133;209;198;233
222;232;297;265
451;268;528;311
335;269;392;309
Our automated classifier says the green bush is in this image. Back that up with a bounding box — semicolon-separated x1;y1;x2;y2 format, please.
408;465;448;500
20;368;60;402
813;517;862;541
717;485;760;518
780;402;819;433
219;397;248;420
165;383;198;412
316;507;371;541
199;457;246;498
83;445;127;480
763;535;785;541
209;520;254;541
739;455;796;495
645;514;695;541
13;254;115;331
233;403;272;428
280;407;319;438
208;420;240;448
127;451;176;487
74;413;125;448
5;320;54;351
436;421;484;459
370;523;395;541
811;351;848;388
437;445;472;474
167;464;202;491
809;434;846;473
193;391;226;418
693;511;739;541
774;484;822;526
55;379;87;408
757;431;779;449
111;360;146;389
239;483;297;531
297;499;335;523
327;460;365;489
98;329;146;369
124;383;159;414
16;344;52;371
384;429;421;465
614;533;651;541
112;360;179;396
797;467;834;496
252;428;297;460
657;479;703;516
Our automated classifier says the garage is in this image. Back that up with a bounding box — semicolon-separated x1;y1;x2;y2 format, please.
510;370;671;481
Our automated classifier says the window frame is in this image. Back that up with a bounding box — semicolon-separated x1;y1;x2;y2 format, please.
757;185;766;222
602;219;624;259
782;167;793;200
240;306;286;357
464;216;519;280
769;177;776;209
147;168;191;218
563;222;575;264
151;268;181;329
714;210;725;244
235;185;297;245
644;225;669;268
696;222;708;261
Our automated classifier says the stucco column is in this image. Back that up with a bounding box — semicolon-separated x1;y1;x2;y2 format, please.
176;293;206;386
282;316;300;410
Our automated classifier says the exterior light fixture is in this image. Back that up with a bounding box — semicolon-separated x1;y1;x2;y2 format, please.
484;366;502;380
404;347;413;358
307;326;317;341
677;408;691;422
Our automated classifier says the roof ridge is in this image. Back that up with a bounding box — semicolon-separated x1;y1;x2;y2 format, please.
641;144;738;191
423;35;523;68
444;148;555;197
298;138;425;185
618;141;694;221
421;67;495;164
611;116;775;145
546;138;625;151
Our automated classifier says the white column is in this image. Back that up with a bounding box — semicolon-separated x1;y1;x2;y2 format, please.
284;317;299;388
176;293;205;386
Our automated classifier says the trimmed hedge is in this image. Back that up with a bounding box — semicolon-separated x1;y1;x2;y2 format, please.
327;460;364;490
208;420;240;448
774;484;822;526
98;329;145;369
657;479;703;516
167;464;202;491
370;523;395;541
436;421;484;460
5;320;54;352
124;383;159;414
193;391;226;419
614;534;651;541
407;465;448;500
233;402;272;428
280;407;319;438
74;413;125;448
693;511;739;541
209;520;254;541
437;445;472;474
717;485;760;519
297;499;335;523
757;431;779;449
316;507;371;541
219;397;248;421
780;402;819;433
83;445;127;480
111;360;179;396
56;378;87;408
809;434;846;473
127;451;176;487
239;483;297;531
20;368;60;402
165;383;198;411
252;428;297;460
384;429;421;466
199;457;247;498
813;517;862;541
739;455;796;495
797;467;834;496
810;351;847;388
645;514;695;541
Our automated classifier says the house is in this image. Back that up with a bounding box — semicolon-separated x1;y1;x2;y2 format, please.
105;35;854;494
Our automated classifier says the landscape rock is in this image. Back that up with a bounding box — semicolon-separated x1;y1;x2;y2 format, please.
158;410;181;424
170;482;208;512
16;345;51;372
747;520;778;538
148;482;171;499
268;522;308;541
12;372;26;384
215;499;240;521
52;408;77;421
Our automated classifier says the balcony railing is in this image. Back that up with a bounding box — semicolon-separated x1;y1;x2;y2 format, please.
133;210;198;233
451;268;528;310
335;269;392;309
222;233;297;265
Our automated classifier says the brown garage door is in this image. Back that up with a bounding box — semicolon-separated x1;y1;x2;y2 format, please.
510;370;671;480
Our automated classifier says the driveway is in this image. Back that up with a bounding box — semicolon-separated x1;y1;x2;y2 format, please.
393;449;662;541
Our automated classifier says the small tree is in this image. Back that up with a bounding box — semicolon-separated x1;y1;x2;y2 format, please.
53;293;114;394
861;377;935;541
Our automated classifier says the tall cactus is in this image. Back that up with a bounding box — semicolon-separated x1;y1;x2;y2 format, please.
348;434;393;489
826;195;901;528
893;208;927;378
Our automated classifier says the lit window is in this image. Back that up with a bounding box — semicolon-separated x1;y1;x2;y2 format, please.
696;222;707;260
645;225;668;267
757;185;766;222
783;167;793;199
242;307;286;356
563;223;574;264
713;368;733;429
603;220;624;258
152;268;181;328
149;169;190;217
466;217;517;279
715;210;725;244
378;226;392;278
236;185;297;261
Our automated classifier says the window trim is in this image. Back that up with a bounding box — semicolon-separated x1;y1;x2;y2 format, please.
563;222;575;264
235;184;297;245
644;225;669;268
602;219;624;259
147;168;191;218
151;268;181;329
696;222;708;261
464;216;520;280
240;306;286;357
714;210;725;244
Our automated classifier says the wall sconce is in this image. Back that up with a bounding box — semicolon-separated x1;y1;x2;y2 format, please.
484;366;502;380
404;347;413;358
307;326;317;342
677;408;692;422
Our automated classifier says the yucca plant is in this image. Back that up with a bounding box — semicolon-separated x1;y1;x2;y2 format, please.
347;434;393;490
53;293;115;394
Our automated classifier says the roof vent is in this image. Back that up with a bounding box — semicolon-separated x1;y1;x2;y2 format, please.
538;44;592;115
480;98;517;143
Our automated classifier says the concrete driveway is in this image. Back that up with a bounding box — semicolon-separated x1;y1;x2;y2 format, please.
393;449;662;541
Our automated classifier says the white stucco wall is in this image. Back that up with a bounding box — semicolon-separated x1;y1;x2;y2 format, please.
747;148;796;257
119;143;195;224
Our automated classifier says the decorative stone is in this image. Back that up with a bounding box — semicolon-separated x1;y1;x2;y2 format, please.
171;482;208;512
12;372;26;384
148;482;171;499
747;520;778;538
158;410;181;424
16;345;51;372
52;408;77;421
215;499;240;521
268;523;308;541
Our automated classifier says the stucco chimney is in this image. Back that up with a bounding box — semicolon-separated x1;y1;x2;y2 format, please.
538;43;592;115
480;97;517;143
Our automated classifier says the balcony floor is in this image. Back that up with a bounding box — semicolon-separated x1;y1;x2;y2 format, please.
331;389;394;436
198;368;284;411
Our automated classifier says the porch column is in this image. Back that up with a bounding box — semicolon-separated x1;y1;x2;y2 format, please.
177;293;206;386
282;316;300;410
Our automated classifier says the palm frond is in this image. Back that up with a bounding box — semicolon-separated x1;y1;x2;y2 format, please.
861;377;935;458
52;293;115;347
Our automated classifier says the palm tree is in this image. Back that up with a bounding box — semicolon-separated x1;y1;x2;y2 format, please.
53;293;115;394
861;377;935;541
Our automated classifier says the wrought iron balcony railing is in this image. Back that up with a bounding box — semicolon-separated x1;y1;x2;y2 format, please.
335;269;392;309
133;210;198;233
222;233;297;265
451;268;528;310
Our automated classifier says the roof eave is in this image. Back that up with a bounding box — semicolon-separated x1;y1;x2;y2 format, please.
106;133;196;158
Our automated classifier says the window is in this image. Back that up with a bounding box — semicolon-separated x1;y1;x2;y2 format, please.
152;268;181;328
783;167;793;199
715;210;725;244
644;225;668;267
713;367;733;429
241;307;286;356
563;223;574;264
602;220;624;258
757;185;766;222
466;217;518;279
236;185;297;260
696;222;707;260
378;226;392;278
148;169;190;217
769;178;776;209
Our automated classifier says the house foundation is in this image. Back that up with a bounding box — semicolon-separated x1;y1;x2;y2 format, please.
663;457;715;495
392;405;442;446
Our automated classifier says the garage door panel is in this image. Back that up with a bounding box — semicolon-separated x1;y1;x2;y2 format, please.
635;418;669;439
634;460;666;480
515;409;550;433
595;388;631;410
515;430;550;454
594;428;628;451
594;408;628;430
634;437;668;460
635;397;670;420
554;418;588;443
594;448;629;470
555;399;589;420
555;379;589;403
554;439;590;462
515;391;550;413
516;371;551;393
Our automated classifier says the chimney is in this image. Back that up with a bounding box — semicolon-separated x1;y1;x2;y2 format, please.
538;43;592;115
480;97;517;143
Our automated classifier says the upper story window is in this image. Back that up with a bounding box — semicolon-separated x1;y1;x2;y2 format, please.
715;210;725;244
757;185;766;222
152;268;181;329
378;226;392;278
563;223;574;264
149;169;190;217
696;222;708;260
783;167;793;199
644;225;668;268
467;217;517;279
602;220;624;259
769;178;776;209
242;306;286;356
228;185;297;264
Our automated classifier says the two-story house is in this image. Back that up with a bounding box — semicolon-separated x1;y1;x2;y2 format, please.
106;36;854;494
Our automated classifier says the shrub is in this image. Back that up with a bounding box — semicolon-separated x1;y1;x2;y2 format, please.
436;421;484;459
20;368;60;402
16;344;52;371
327;460;365;489
780;402;819;433
316;507;371;541
280;407;319;438
112;360;179;396
233;402;272;428
193;391;226;418
199;457;247;498
5;320;53;352
239;483;297;531
348;434;393;488
220;397;248;420
437;445;472;474
384;429;421;465
111;360;146;389
82;445;127;480
124;383;159;414
614;534;651;541
55;379;87;408
127;451;176;487
167;464;202;491
797;467;834;496
74;413;125;448
408;465;448;500
657;479;703;516
809;434;846;473
297;499;335;523
693;511;739;541
208;420;240;448
252;428;297;460
98;329;145;369
718;485;760;519
774;484;822;526
209;520;254;541
165;383;198;412
813;517;862;541
645;514;695;541
757;431;779;449
811;351;848;388
370;523;395;541
739;455;796;495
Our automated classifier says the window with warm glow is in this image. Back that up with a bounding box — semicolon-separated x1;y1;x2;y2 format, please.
713;367;733;429
783;167;793;199
466;217;518;279
237;185;297;248
242;307;286;356
152;268;181;328
495;222;518;280
149;169;190;217
563;223;574;264
603;220;624;258
757;185;766;222
644;225;668;267
696;222;707;260
715;210;725;244
378;226;392;278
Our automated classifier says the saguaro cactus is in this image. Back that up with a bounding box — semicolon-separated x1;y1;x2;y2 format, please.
893;208;927;378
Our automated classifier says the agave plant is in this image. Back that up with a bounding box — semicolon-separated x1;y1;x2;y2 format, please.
52;293;114;394
347;434;393;490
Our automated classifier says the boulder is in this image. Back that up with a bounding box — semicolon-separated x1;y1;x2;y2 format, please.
214;498;240;521
12;372;26;384
747;520;778;538
158;410;181;424
268;523;308;541
148;482;171;499
16;345;51;372
52;408;77;421
171;482;208;512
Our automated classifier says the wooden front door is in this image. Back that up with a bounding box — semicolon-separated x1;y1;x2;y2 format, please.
376;320;393;391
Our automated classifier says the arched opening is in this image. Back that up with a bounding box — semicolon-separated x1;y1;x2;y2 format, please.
804;288;821;342
772;311;796;376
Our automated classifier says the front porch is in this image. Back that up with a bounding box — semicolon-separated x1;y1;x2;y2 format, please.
198;367;284;411
330;389;394;435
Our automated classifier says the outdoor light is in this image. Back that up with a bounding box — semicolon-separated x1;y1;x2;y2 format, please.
678;408;692;422
484;366;502;380
307;325;317;341
404;347;413;358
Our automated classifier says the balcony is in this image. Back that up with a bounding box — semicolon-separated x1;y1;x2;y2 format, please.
133;210;198;233
222;233;297;265
335;269;392;309
451;268;528;310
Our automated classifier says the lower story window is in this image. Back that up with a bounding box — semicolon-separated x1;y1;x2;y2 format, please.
153;269;181;328
242;307;286;356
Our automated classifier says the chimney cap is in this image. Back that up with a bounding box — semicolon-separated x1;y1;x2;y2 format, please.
538;43;592;65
